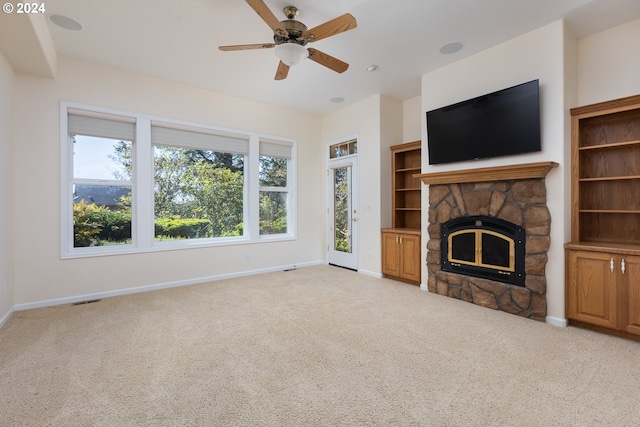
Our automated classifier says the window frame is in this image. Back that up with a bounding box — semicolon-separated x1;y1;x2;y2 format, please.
258;138;294;239
60;102;296;259
151;124;249;244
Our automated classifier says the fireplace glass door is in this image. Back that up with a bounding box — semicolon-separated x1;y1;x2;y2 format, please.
449;230;514;272
441;216;525;286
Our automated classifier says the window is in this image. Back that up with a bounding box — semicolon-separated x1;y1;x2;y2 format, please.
329;139;357;158
68;111;135;248
61;103;296;257
152;125;248;241
259;140;292;236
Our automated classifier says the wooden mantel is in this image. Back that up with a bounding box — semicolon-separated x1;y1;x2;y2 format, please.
414;161;559;185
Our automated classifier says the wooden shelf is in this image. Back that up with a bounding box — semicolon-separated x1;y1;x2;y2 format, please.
571;97;640;244
579;176;640;181
580;210;640;214
578;139;640;151
566;241;640;256
391;141;422;229
415;161;558;185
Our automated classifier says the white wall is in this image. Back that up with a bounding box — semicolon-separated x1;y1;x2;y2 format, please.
380;96;404;231
321;94;402;276
577;18;640;106
12;56;324;306
402;96;422;143
0;52;15;324
420;21;572;323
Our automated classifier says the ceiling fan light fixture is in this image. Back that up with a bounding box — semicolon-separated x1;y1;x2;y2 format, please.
275;43;309;66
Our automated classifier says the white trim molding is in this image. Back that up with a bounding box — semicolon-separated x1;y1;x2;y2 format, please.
13;260;324;312
0;306;15;329
545;316;569;327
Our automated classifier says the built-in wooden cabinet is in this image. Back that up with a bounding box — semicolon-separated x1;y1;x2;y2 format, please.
382;229;421;284
566;247;640;335
566;94;640;339
382;141;421;284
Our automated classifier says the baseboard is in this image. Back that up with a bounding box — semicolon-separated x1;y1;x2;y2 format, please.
12;260;324;312
358;269;382;279
545;316;569;327
0;306;15;329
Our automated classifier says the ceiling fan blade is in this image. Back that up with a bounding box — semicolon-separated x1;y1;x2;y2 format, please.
302;13;357;43
275;61;290;80
245;0;289;37
307;48;349;73
219;43;276;51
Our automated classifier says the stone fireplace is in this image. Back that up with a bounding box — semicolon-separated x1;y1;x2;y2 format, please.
416;162;558;322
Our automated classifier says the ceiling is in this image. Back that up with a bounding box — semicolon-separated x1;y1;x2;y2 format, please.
26;0;640;115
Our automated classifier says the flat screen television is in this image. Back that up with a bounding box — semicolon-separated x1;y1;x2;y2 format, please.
426;79;541;165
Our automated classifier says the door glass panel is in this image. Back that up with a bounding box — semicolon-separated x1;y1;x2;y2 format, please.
334;166;352;253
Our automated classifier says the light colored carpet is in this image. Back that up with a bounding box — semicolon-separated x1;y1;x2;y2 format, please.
1;265;639;426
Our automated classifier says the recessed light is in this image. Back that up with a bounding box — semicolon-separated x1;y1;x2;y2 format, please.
439;42;462;55
330;97;345;103
50;14;83;31
367;64;379;72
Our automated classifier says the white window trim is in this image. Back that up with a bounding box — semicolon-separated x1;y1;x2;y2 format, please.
258;137;295;240
60;101;297;259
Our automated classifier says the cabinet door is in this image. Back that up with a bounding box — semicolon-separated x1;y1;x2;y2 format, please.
621;255;640;335
382;232;400;277
400;234;421;282
567;250;618;329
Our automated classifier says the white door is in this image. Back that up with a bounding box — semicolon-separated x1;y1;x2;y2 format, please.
327;159;358;270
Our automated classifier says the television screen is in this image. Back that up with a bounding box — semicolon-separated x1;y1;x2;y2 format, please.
426;80;541;165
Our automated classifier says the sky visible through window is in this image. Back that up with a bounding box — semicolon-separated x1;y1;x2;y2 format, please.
73;135;129;180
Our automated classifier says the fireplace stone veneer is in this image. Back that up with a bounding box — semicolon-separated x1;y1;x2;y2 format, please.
417;162;558;322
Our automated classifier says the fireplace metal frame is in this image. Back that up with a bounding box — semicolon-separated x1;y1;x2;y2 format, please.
441;216;526;286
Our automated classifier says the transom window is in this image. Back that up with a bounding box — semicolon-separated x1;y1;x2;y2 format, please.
329;139;357;158
61;103;296;258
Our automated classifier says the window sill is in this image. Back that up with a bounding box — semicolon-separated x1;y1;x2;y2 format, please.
61;234;296;259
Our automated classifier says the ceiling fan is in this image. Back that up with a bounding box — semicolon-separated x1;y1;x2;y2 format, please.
219;0;357;80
